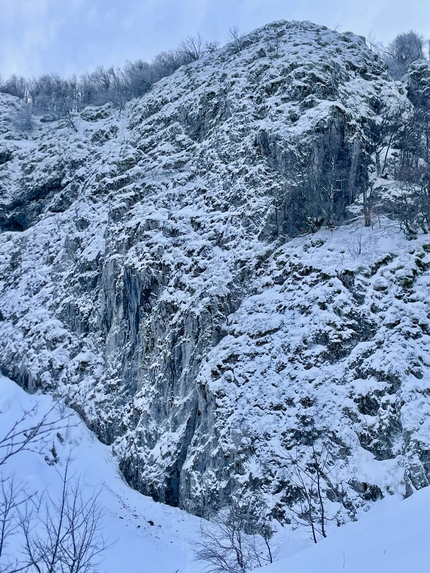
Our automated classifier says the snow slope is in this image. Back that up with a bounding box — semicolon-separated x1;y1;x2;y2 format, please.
255;485;430;573
0;374;206;573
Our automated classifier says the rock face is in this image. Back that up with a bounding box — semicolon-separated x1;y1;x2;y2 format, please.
1;20;428;523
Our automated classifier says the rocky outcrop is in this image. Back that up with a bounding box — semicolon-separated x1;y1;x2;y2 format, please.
407;59;430;109
1;21;426;523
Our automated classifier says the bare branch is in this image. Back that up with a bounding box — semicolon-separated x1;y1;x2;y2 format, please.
16;461;109;573
0;403;72;467
194;502;275;572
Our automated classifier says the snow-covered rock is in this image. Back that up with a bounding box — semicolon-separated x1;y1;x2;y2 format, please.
1;20;426;524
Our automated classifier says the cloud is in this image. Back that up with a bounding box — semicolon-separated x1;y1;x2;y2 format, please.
1;0;429;79
1;0;54;22
0;0;63;76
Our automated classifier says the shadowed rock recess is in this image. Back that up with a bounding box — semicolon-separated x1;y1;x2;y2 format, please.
1;21;429;522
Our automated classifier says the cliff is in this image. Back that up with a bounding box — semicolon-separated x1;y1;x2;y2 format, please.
1;20;428;525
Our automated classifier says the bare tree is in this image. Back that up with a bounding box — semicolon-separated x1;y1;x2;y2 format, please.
18;463;107;573
384;31;425;79
179;35;206;63
205;40;221;54
0;75;28;100
385;173;430;237
123;60;152;99
0;394;88;572
282;138;354;236
1;31;221;115
369;97;411;178
383;82;430;236
194;502;275;573
228;27;246;53
0;476;34;573
15;102;34;132
1;455;107;573
362;179;377;228
286;445;336;544
0;403;70;468
178;35;220;63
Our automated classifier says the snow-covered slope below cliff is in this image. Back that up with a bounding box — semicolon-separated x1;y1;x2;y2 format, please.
0;374;204;573
0;19;425;523
255;484;430;573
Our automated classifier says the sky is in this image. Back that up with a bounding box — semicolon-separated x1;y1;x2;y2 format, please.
0;0;429;80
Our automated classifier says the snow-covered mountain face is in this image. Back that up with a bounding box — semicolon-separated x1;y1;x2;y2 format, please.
0;20;426;524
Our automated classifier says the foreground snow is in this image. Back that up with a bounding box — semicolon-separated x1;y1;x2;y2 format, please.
256;484;430;573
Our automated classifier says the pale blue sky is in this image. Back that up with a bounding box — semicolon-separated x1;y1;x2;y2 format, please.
1;0;429;79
